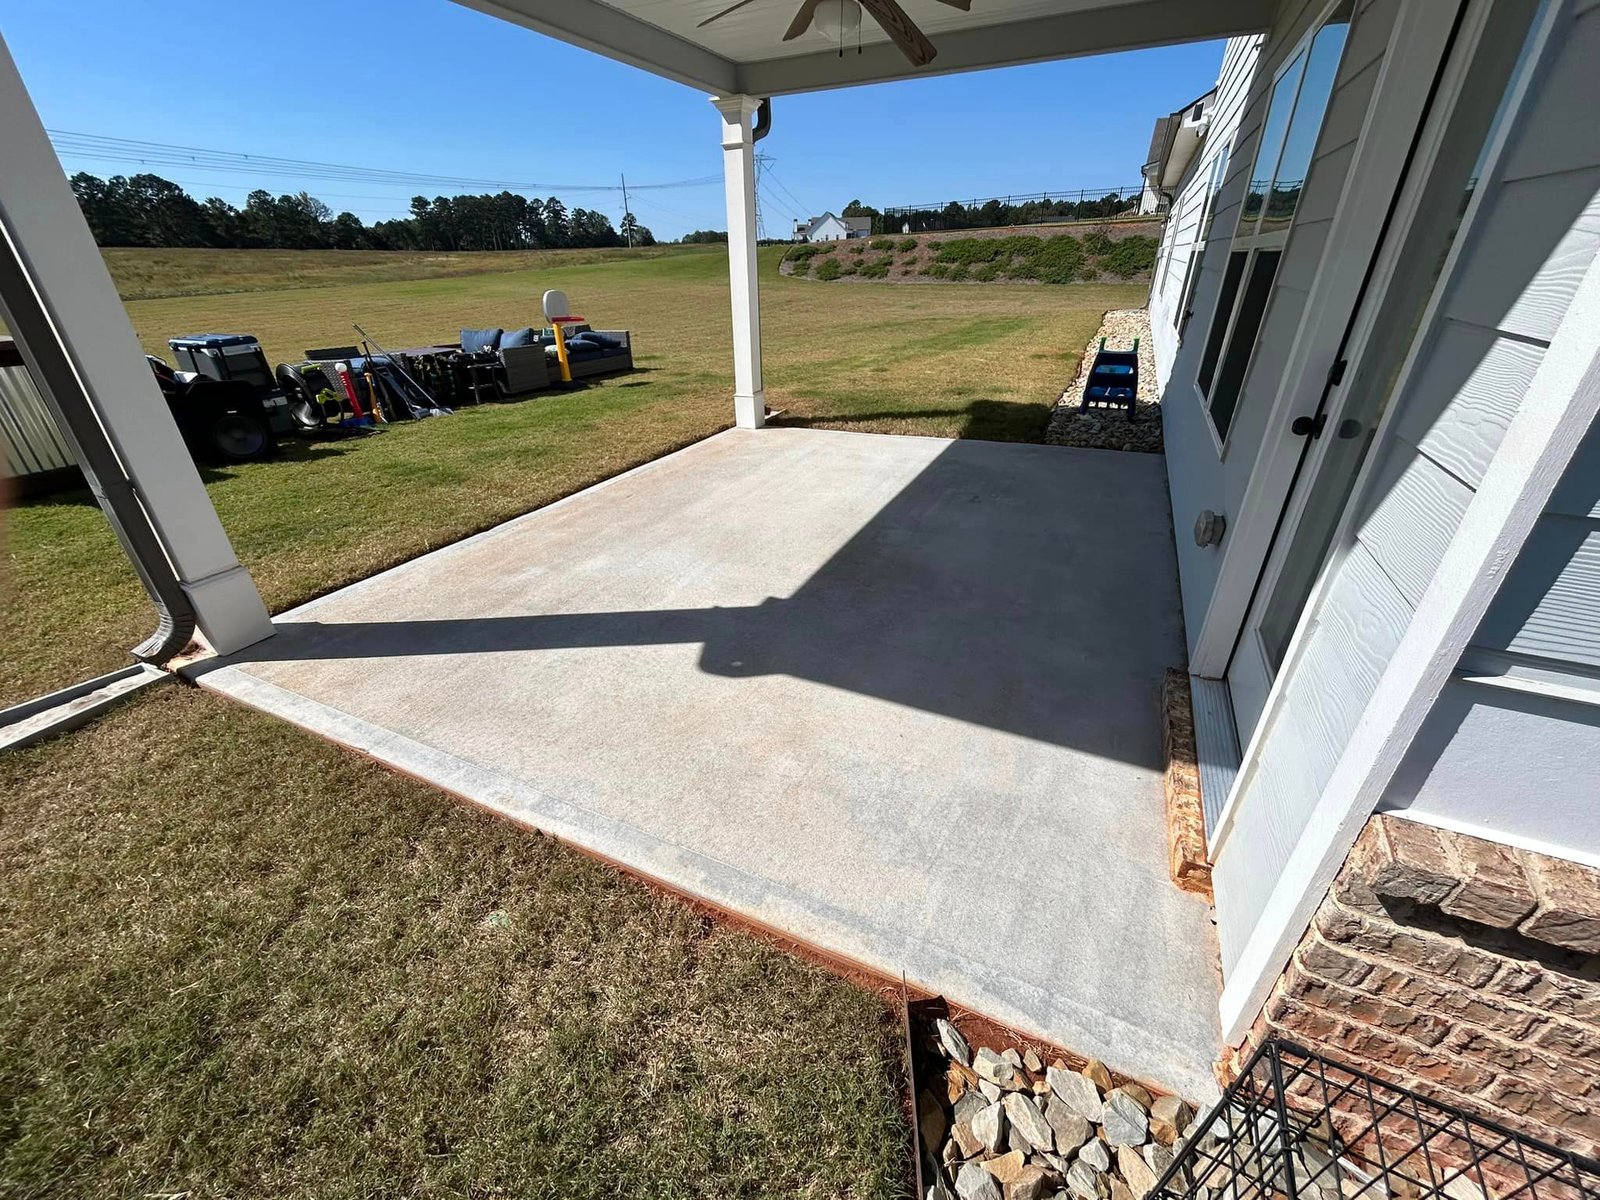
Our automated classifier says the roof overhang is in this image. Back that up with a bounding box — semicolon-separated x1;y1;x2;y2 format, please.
453;0;1274;96
1141;85;1217;194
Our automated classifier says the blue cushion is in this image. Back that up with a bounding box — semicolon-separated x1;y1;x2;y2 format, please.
500;326;536;349
461;327;503;353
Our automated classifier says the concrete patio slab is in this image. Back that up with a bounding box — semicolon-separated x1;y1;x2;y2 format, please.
194;427;1222;1097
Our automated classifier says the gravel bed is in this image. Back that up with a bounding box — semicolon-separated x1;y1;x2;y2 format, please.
1046;309;1163;454
921;1019;1195;1200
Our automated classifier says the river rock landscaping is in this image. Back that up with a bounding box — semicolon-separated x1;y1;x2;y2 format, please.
920;1019;1193;1200
1046;309;1162;454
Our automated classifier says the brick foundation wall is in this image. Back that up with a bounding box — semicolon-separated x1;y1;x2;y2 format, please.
1229;814;1600;1160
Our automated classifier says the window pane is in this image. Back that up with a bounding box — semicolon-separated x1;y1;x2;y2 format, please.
1178;148;1232;335
1198;250;1249;395
1261;8;1352;234
1208;249;1282;439
1243;51;1305;229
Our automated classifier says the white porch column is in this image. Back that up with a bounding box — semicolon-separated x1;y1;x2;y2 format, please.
712;95;765;430
0;34;273;656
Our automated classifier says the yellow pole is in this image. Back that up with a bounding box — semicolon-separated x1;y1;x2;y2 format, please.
552;321;572;383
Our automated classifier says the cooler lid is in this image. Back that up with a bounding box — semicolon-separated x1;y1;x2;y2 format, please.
167;333;261;350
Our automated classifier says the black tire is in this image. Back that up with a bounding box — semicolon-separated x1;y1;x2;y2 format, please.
276;362;326;431
208;411;273;462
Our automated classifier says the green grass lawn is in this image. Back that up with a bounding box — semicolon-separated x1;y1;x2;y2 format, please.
1;245;1139;1197
0;686;909;1199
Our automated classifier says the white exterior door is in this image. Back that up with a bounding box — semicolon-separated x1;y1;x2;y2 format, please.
1177;0;1466;748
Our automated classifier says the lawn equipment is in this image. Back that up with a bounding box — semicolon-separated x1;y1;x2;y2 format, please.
167;333;294;435
146;354;277;464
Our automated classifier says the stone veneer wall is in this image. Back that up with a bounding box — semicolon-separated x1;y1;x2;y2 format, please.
1228;814;1600;1160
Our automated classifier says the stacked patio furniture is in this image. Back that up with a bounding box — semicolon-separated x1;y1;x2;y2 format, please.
531;325;635;380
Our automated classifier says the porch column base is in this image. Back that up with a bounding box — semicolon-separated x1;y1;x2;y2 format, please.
734;390;766;430
183;565;275;655
0;31;274;665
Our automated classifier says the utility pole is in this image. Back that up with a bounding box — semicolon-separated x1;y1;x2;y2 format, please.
753;152;769;241
620;173;633;247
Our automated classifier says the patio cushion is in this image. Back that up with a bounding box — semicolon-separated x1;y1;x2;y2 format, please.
500;326;537;349
460;327;503;353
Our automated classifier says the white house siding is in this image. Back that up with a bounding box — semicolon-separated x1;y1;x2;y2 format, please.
1213;0;1600;971
1381;414;1600;868
1150;37;1264;389
1162;0;1398;649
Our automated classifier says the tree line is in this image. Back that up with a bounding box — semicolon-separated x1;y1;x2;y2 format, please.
68;172;658;251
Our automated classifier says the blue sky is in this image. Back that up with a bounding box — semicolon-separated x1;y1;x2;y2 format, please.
4;0;1225;240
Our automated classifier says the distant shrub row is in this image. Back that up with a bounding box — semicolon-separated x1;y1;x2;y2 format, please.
784;231;1158;283
931;233;1155;282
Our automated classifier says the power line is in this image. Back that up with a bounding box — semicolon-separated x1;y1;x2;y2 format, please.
762;166;813;219
757;182;802;227
48;129;723;195
753;153;768;240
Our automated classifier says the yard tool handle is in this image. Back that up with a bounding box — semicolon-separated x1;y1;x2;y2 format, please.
353;322;432;402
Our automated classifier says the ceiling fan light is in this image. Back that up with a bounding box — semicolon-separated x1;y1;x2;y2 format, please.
812;0;862;41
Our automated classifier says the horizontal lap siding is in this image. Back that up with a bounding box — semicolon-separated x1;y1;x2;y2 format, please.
1220;0;1600;969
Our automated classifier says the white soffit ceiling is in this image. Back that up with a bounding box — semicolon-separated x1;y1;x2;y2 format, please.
607;0;1136;62
455;0;1274;96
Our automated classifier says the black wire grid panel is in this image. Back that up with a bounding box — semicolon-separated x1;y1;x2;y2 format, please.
1152;1039;1600;1200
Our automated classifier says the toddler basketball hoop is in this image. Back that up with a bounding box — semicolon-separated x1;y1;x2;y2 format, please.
543;289;586;383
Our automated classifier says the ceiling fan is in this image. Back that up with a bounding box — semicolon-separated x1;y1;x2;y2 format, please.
697;0;972;67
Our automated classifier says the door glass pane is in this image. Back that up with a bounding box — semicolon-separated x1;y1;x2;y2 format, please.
1209;249;1282;439
1243;51;1305;229
1261;8;1353;235
1198;250;1248;394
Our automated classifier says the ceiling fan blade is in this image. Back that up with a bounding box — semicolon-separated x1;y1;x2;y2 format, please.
857;0;938;65
782;0;825;40
932;0;971;8
698;0;762;28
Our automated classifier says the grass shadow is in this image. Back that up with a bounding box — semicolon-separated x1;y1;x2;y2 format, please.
772;397;1053;443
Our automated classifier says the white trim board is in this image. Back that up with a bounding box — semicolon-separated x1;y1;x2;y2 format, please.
1190;674;1243;840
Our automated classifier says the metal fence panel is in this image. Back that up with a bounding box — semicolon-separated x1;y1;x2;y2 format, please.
1155;1040;1600;1200
0;339;75;479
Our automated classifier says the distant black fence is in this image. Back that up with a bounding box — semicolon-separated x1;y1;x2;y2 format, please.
881;186;1147;233
1154;1039;1600;1200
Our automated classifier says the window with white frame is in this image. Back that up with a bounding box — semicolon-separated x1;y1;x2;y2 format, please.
1197;0;1353;442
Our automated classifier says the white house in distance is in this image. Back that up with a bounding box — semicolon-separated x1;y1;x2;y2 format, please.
792;211;873;241
4;0;1599;1158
